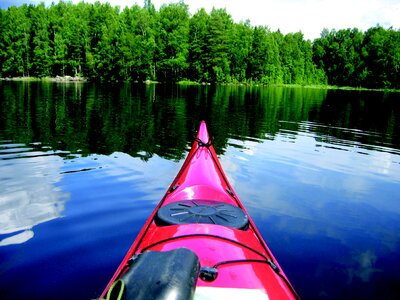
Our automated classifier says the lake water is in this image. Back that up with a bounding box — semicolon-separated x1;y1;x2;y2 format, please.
0;82;399;299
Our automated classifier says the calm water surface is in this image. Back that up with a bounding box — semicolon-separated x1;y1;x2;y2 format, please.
0;82;399;299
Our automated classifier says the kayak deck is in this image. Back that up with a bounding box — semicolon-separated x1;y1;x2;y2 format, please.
101;121;298;299
139;224;289;292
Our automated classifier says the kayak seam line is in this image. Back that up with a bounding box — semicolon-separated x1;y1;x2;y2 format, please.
140;233;269;261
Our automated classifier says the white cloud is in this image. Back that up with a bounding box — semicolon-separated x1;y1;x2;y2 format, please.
8;0;399;40
153;0;400;40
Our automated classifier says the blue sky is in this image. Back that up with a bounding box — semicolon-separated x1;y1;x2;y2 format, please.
1;0;399;40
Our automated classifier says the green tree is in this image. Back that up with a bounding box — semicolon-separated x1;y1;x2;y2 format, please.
247;27;282;84
0;8;6;76
313;26;400;88
155;2;190;81
1;5;31;77
228;20;253;82
312;28;329;70
49;2;66;76
93;4;124;81
30;3;52;77
85;1;108;78
68;2;90;77
188;8;209;82
205;8;232;82
247;26;267;81
331;28;364;86
301;36;327;85
264;31;283;84
121;4;156;81
363;26;400;89
386;28;400;89
279;32;307;84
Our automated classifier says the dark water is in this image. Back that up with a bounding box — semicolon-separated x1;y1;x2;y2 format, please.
0;81;399;299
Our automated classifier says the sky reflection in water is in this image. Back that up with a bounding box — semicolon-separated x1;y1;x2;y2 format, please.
0;144;69;246
222;121;400;298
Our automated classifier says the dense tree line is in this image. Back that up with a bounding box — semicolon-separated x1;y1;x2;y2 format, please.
0;1;398;88
313;27;400;89
0;1;325;84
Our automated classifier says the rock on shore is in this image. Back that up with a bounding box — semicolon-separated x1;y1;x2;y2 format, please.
0;76;87;82
46;76;87;82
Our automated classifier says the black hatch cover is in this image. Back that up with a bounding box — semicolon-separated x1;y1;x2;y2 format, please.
156;200;249;230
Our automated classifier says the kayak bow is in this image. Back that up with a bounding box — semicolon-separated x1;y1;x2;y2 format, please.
101;121;299;300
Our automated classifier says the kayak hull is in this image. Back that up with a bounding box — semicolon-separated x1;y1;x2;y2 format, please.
101;121;298;299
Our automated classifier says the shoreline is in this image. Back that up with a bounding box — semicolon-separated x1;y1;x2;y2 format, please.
177;81;400;93
1;76;398;92
0;76;87;82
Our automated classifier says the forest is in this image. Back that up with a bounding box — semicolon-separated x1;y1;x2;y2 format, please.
0;0;399;89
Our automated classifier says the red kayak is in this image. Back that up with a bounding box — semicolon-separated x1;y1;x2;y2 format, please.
101;121;298;300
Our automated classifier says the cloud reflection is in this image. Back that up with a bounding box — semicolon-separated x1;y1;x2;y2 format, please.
0;230;34;246
0;147;69;246
347;250;381;283
221;125;400;268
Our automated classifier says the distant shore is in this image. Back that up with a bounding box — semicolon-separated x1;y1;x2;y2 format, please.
1;76;398;92
0;76;87;82
177;80;400;92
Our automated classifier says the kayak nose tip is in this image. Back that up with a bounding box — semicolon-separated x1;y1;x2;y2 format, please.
198;121;210;145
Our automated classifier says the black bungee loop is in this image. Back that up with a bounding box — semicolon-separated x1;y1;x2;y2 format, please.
194;137;212;148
